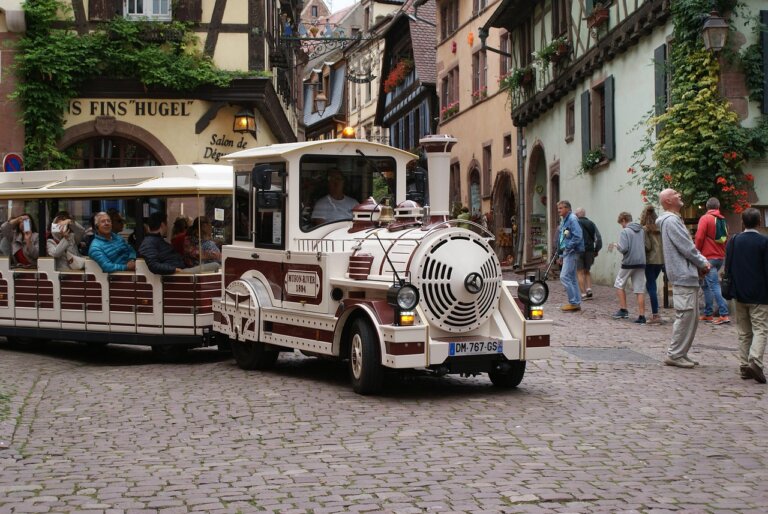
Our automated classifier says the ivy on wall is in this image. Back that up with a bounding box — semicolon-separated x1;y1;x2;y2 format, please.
630;0;768;212
13;0;265;170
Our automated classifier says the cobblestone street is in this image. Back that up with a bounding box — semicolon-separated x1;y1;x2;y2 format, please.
1;282;766;513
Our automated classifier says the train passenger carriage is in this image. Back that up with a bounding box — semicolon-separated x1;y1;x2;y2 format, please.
0;165;232;354
215;135;552;394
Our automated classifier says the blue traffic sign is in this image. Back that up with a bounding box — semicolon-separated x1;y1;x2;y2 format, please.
3;153;23;172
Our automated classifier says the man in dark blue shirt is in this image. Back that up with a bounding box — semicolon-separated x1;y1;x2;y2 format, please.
726;207;768;383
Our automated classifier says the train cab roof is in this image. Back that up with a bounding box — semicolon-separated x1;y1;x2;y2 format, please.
0;164;232;199
224;139;417;163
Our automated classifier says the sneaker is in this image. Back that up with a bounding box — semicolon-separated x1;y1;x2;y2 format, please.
586;289;593;299
581;293;588;300
664;356;695;368
681;355;699;366
647;315;663;325
712;316;731;325
699;315;713;322
634;315;647;324
749;361;767;384
740;365;755;380
612;309;629;319
560;304;581;312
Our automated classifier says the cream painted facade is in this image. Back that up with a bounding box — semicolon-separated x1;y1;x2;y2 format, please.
63;99;277;165
436;0;519;263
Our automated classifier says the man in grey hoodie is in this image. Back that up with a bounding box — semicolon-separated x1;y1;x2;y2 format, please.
657;188;711;368
610;212;646;323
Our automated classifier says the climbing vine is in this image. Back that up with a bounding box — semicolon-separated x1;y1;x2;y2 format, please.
629;0;768;212
13;0;266;170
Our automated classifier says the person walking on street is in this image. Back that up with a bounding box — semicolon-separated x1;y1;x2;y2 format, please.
695;197;731;325
641;205;665;325
657;188;711;368
556;200;584;312
610;212;646;323
725;208;768;383
575;207;602;301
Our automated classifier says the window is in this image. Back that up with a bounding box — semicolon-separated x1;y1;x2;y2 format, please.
580;75;615;161
68;137;160;168
299;154;396;232
519;18;533;67
364;7;370;32
552;0;569;37
440;0;459;40
472;50;487;101
351;82;358;110
441;67;460;120
124;0;171;20
654;44;670;117
482;144;491;198
450;161;461;207
503;134;512;156
365;65;372;102
565;99;575;142
473;0;487;16
499;31;512;78
311;5;318;17
234;172;251;241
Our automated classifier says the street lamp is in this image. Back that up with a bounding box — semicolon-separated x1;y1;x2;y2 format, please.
702;11;729;52
233;108;256;136
314;92;328;116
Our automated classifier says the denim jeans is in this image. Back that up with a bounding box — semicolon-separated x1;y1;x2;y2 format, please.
701;258;729;316
560;251;581;305
645;264;663;315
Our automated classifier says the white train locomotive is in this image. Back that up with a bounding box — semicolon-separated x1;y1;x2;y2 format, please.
213;135;551;394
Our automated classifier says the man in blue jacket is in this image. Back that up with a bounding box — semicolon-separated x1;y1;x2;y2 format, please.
556;200;584;311
88;211;136;273
726;208;768;383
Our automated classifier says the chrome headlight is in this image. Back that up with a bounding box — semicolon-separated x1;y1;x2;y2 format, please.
518;280;548;307
387;283;420;310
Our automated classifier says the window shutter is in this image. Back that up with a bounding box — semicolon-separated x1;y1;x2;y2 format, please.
174;0;202;22
653;44;667;116
586;0;593;13
580;90;591;158
89;0;122;20
762;11;767;114
604;75;615;160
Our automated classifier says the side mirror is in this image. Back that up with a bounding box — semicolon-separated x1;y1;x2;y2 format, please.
252;164;273;190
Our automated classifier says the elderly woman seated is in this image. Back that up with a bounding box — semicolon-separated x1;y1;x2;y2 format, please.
47;212;86;270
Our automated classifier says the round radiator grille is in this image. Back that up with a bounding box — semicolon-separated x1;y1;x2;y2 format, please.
414;231;502;333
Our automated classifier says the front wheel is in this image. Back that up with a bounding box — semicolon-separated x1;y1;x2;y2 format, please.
232;341;278;370
349;318;383;395
489;361;526;388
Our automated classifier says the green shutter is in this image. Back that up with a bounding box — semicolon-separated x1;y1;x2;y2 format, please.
586;0;594;14
174;0;202;22
581;90;591;158
762;11;767;114
604;75;615;160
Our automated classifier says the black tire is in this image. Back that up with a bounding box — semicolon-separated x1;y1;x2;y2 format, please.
489;361;526;388
348;317;383;395
216;335;232;354
231;340;278;370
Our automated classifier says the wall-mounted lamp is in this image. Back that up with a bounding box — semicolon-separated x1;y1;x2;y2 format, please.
315;92;328;117
702;11;729;53
233;108;256;137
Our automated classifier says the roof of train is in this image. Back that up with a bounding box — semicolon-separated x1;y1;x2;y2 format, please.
0;165;233;198
224;138;417;161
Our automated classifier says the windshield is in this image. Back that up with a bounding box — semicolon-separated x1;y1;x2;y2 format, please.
299;153;396;232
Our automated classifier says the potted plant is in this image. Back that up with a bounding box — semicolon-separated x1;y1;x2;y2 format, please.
577;147;606;175
587;2;609;29
550;36;571;64
383;58;415;93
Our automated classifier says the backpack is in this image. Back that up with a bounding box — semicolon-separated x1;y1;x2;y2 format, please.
712;215;728;244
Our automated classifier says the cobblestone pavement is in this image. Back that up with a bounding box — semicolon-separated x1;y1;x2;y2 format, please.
1;281;766;513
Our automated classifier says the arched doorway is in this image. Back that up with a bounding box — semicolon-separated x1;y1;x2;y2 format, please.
491;170;516;265
469;168;481;215
67;136;160;168
526;144;547;263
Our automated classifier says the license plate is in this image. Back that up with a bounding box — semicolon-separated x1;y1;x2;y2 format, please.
449;341;503;356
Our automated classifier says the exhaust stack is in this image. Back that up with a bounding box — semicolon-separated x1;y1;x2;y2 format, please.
419;134;457;222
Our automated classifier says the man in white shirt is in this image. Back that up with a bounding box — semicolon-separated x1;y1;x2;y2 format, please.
311;169;358;224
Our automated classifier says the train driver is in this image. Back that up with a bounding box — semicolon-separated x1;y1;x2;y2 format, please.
311;169;358;225
88;211;136;272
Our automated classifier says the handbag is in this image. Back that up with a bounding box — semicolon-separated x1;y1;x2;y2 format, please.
720;234;737;301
